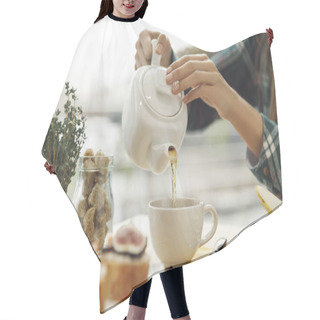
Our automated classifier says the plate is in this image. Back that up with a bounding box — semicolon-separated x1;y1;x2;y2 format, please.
255;185;282;213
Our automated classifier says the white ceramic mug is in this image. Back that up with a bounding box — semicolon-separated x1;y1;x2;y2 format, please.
149;198;218;267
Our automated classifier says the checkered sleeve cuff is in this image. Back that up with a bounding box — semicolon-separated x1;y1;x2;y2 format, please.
246;113;282;198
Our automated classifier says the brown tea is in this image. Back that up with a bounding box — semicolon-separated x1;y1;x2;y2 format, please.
168;146;177;207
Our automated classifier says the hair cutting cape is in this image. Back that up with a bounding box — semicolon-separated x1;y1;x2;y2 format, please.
42;13;282;313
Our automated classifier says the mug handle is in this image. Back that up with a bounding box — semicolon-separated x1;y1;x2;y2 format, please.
199;204;218;247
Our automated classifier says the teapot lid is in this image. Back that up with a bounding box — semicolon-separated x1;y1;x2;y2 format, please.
141;67;183;117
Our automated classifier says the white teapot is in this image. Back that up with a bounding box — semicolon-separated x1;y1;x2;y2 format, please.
122;39;188;174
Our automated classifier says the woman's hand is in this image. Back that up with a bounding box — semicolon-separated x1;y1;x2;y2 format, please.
166;54;237;119
135;30;172;69
166;54;264;158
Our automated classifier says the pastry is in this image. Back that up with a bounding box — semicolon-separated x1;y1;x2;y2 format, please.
99;223;149;306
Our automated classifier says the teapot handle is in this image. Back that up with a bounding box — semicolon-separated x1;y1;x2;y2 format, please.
151;39;161;66
151;39;172;94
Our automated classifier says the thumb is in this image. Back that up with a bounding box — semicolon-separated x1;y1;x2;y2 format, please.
183;85;211;105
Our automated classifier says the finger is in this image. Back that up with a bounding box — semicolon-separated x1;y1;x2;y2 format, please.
135;39;149;67
156;33;168;55
172;70;219;95
183;84;213;105
157;34;173;68
140;30;160;63
167;54;210;73
134;49;142;69
166;59;216;85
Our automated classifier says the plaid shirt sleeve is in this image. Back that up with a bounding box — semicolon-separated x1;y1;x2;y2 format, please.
246;113;282;199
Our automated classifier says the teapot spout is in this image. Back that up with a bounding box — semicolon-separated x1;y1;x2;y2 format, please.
148;143;176;175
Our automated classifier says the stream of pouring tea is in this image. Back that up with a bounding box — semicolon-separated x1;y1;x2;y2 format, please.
168;146;177;207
